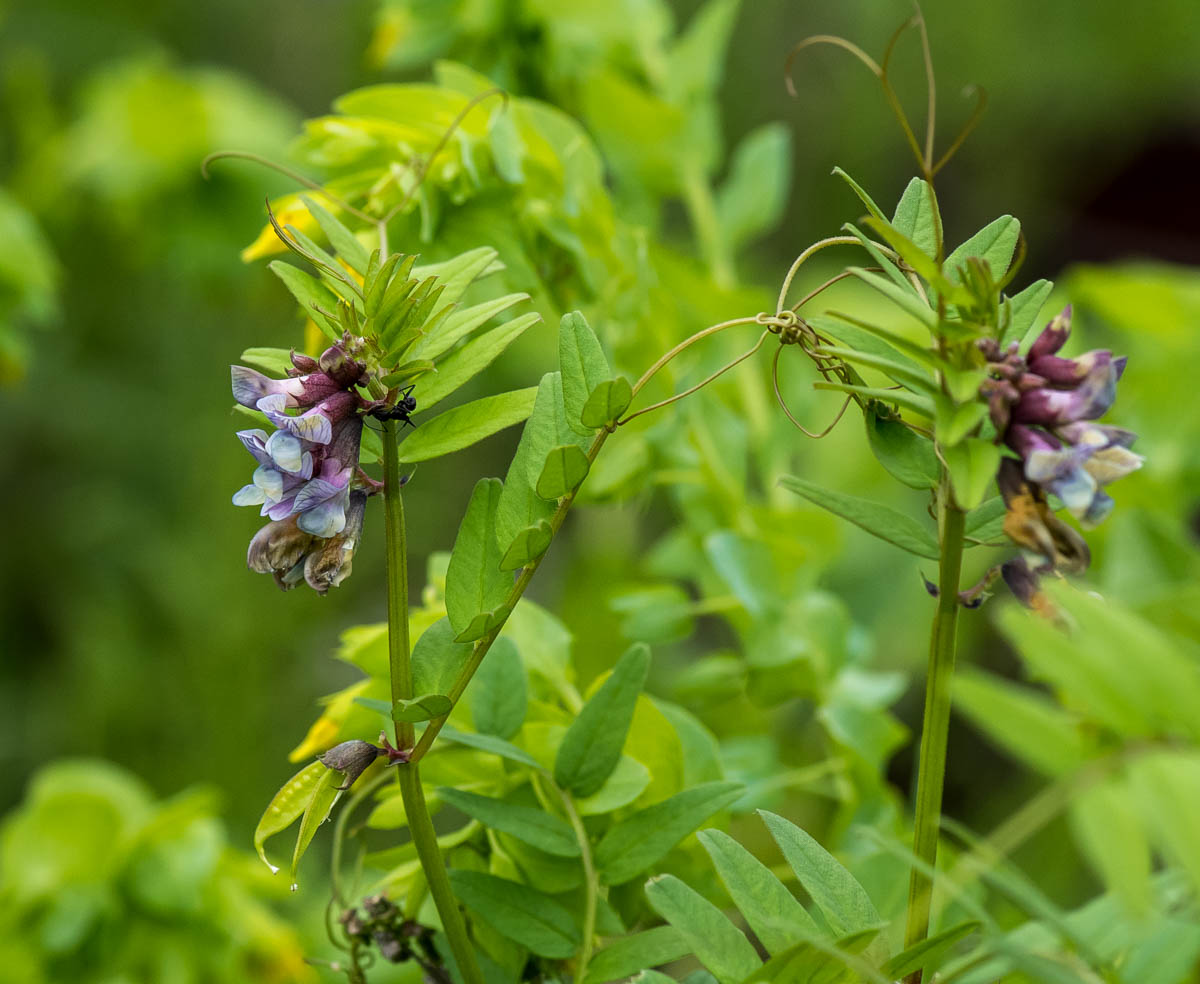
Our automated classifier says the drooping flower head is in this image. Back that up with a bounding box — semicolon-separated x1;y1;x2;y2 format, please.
981;307;1142;604
232;340;374;591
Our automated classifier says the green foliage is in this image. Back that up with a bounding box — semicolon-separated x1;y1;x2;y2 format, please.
0;761;314;983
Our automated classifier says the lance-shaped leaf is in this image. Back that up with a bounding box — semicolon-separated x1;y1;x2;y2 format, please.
438;725;543;770
811;313;938;371
864;216;964;302
944;216;1020;285
438;788;579;857
866;408;939;490
882;920;981;979
851;268;938;331
397;387;537;463
813;344;937;394
411;618;472;697
446;478;510;642
644;874;760;984
299;195;370;274
560;311;613;435
743;928;881;984
254;761;327;873
942;437;1002;510
595;781;742;885
759;810;881;935
582;926;691;984
891;176;939;257
843;222;918;296
415;291;531;362
537;444;590;500
555;644;650;795
412;246;501;307
581;377;633;428
1001;278;1053;345
239;346;295;376
290;766;341;887
832;166;886;222
716;122;792;250
697;829;822;954
412;311;540;412
364;251;406;317
964;496;1006;544
447;870;580;959
780;475;939;559
469;636;526;739
268;261;342;338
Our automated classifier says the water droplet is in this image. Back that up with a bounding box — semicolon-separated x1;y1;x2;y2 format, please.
266;863;280;875
290;882;299;893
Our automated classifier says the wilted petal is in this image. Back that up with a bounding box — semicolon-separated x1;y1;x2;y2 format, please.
998;459;1090;574
1057;421;1138;449
304;490;366;592
247;517;317;575
1025;444;1098;516
1082;490;1115;528
1084;445;1144;485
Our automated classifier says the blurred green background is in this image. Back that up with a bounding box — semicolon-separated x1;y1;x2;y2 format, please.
2;0;1199;974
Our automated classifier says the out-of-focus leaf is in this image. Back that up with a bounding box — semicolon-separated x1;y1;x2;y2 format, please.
942;437;1001;510
716;123;791;249
576;756;652;816
469;637;526;739
760;810;881;935
448;870;579;958
267;260;341;337
644;874;760;984
697;829;820;953
555;644;650;796
583;926;691;984
438;726;543;770
438;788;578;857
1070;777;1151;913
299;194;371;274
392;694;453;723
882;920;981;978
595;782;742;885
780;476;939;559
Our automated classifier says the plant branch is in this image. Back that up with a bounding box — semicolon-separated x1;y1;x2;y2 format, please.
382;418;483;984
558;785;598;977
903;468;966;981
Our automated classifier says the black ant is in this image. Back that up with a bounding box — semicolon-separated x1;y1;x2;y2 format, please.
366;386;418;430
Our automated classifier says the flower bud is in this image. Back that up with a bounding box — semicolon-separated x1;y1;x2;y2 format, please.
319;739;383;789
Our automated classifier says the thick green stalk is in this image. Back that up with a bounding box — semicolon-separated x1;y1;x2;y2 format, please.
381;420;483;984
903;474;966;981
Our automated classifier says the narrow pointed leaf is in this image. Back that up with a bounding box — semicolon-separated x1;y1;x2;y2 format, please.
449;870;579;958
832;166;886;222
412;311;540;411
438;725;543;769
813;345;936;393
415;291;532;361
697;829;821;954
780;475;939;558
555;644;650;796
446;478;509;638
397;387;537;463
595;782;742;885
582;926;691;984
392;694;453;723
759;810;881;935
944;216;1020;285
560;311;613;435
644;874;760;984
848;267;937;328
866;408;938;490
891;177;939;256
882;920;981;978
299;195;371;274
1002;278;1054;345
412;246;500;307
268;261;342;337
254;761;327;873
438;788;579;857
290;766;341;886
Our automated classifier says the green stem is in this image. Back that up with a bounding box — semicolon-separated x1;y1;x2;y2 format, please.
903;474;966;981
381;419;483;984
411;426;613;762
680;164;735;290
558;787;598;977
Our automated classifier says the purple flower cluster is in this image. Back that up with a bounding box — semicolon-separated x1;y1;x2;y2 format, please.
982;307;1142;528
231;342;371;592
981;307;1142;606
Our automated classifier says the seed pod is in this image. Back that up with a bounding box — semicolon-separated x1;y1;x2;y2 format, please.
318;740;382;789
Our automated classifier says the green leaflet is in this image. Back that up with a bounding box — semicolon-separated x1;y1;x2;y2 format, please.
267;260;341;338
759;810;882;936
438;788;579;857
743;928;883;984
298;194;370;274
392;694;453;723
944;216;1020;285
253;761;327;873
842;222;918;296
716;122;792;250
290;766;341;887
891;176;940;257
583;926;692;984
942;437;1002;510
238;346;294;376
414;291;532;363
469;636;526;739
411;618;473;697
882;920;981;979
865;409;939;490
697;829;822;954
559;311;613;435
595;781;742;885
397;387;537;463
1002;278;1054;345
964;495;1006;544
438;725;544;770
934;399;989;447
445;478;510;642
554;643;650;796
780;475;939;559
644;874;760;984
581;377;633;428
447;870;580;959
575;756;652;815
839;264;936;326
813;345;937;394
412;245;500;307
500;520;553;571
536;444;590;500
831;167;886;222
411;311;540;412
